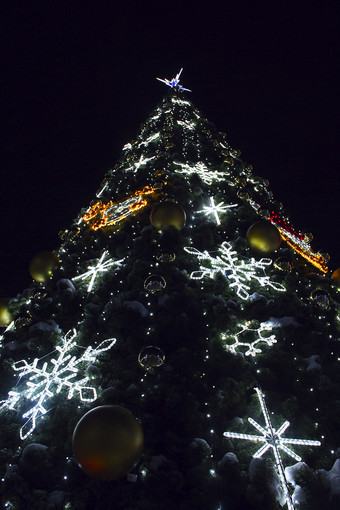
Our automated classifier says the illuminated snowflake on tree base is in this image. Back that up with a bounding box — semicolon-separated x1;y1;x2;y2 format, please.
184;241;285;300
223;387;321;510
0;329;116;439
222;321;277;356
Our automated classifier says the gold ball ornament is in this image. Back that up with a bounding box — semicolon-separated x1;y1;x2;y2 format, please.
150;202;186;231
246;221;281;254
332;268;340;288
29;252;60;283
138;346;165;370
0;298;13;327
72;405;144;481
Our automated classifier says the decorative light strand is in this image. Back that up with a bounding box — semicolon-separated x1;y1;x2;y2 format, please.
223;387;321;510
174;161;226;185
184;242;285;300
0;329;116;439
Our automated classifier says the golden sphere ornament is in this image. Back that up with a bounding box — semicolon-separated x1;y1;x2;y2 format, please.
0;298;13;327
156;251;176;263
274;257;293;273
310;289;330;310
144;275;166;294
29;252;60;283
72;405;144;481
246;221;281;254
332;267;340;288
150;201;186;231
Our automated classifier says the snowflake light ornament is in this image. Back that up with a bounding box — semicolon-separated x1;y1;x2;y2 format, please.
197;196;237;225
223;387;321;510
222;321;277;356
126;154;156;173
174;161;226;185
156;68;191;92
73;251;123;292
0;329;116;439
184;241;285;300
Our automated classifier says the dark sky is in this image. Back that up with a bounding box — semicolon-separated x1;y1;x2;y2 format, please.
0;2;339;297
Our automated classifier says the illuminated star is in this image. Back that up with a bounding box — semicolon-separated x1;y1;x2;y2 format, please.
224;387;321;510
73;251;123;292
197;197;237;225
157;68;191;92
0;329;116;439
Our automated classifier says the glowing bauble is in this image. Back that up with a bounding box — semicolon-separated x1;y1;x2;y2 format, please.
237;190;250;201
0;298;13;327
29;252;60;283
150;201;186;231
156;251;176;263
310;289;330;310
144;275;166;294
246;221;281;254
274;257;293;273
138;346;165;370
15;312;32;329
72;405;144;481
332;268;340;288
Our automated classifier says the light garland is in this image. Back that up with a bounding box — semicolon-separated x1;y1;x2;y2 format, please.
222;322;277;357
197;196;237;225
279;231;328;274
184;241;285;300
224;387;321;510
0;329;116;439
73;250;124;292
82;185;158;230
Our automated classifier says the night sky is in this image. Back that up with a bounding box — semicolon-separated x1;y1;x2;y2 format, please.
0;2;339;297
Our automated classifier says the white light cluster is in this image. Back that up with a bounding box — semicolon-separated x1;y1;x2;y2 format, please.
171;97;191;106
184;242;285;300
197;196;237;225
73;250;123;292
177;119;196;131
174;161;226;185
0;329;116;439
125;154;156;173
224;387;321;510
96;182;109;198
0;321;15;346
222;322;277;357
137;132;160;148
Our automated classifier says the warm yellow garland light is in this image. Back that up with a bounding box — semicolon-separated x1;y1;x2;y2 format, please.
279;231;328;273
83;185;159;230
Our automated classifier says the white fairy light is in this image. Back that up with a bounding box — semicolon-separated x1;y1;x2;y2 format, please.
171;97;191;106
73;251;123;292
177;119;196;131
197;196;237;225
174;161;226;185
96;182;109;198
0;329;116;439
184;241;285;300
222;322;277;357
138;132;160;148
223;387;321;510
0;321;15;345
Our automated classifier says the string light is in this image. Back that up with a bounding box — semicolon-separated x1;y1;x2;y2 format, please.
0;329;116;439
184;241;285;300
174;161;226;185
224;388;321;510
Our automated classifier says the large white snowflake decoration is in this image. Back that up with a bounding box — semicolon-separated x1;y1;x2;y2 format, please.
184;242;285;300
197;196;238;225
73;250;124;292
174;161;226;185
222;321;277;357
223;387;321;510
0;329;116;439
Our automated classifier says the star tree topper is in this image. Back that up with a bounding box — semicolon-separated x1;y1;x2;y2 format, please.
223;387;321;510
156;68;191;92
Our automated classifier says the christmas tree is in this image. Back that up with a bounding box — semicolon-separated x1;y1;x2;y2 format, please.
0;70;340;510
